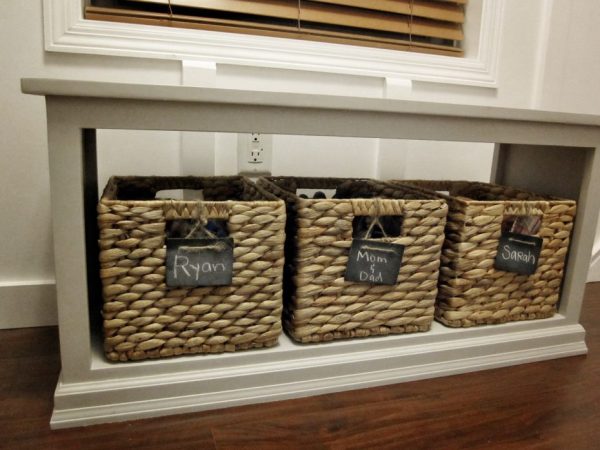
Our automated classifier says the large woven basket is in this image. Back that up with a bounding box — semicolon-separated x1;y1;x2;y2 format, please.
257;177;448;343
394;180;576;327
97;176;286;361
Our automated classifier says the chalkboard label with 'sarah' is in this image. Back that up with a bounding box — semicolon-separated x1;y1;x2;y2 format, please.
345;239;404;285
494;232;543;276
166;237;234;287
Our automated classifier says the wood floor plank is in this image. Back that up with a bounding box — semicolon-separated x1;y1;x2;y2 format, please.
1;283;599;449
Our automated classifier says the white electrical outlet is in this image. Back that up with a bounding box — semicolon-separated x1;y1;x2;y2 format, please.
237;132;273;175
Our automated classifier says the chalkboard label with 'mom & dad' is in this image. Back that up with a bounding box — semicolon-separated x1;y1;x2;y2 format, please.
345;239;405;285
494;232;543;276
166;237;234;287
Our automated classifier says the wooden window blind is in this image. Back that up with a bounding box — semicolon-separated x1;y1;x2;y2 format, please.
86;0;466;56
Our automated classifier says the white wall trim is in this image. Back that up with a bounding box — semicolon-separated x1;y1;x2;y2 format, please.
530;0;555;109
0;280;57;329
43;0;503;88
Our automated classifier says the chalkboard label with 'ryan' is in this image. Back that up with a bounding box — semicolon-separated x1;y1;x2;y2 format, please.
494;232;543;276
166;237;234;287
345;239;404;285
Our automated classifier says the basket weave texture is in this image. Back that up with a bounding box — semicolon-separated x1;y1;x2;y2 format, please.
396;180;576;327
98;176;286;361
257;177;448;343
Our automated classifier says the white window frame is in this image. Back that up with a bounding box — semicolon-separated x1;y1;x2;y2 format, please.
43;0;503;88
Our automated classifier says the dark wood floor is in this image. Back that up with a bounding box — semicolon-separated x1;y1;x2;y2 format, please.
2;284;600;450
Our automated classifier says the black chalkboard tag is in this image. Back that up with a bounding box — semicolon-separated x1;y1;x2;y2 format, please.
494;232;543;275
166;237;234;287
345;239;404;285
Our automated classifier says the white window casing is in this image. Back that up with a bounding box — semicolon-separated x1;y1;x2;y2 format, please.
44;0;504;88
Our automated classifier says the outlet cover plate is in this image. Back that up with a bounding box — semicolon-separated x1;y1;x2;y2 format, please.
237;133;273;176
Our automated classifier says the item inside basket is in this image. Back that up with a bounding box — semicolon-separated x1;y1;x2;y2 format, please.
501;215;541;236
155;189;204;200
296;188;337;199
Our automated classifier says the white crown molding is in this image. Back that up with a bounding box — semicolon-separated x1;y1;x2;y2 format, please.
43;0;503;88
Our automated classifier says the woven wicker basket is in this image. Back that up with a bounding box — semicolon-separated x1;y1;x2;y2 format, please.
97;176;286;361
393;180;576;327
257;177;448;343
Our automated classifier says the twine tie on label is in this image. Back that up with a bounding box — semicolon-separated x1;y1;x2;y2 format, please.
185;201;218;239
364;197;389;240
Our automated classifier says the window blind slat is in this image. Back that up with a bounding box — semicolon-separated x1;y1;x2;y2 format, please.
437;0;466;4
308;0;465;24
130;0;463;40
302;3;462;40
86;6;463;56
87;0;465;56
133;0;298;21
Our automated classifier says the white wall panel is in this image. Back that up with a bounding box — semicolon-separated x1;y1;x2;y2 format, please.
378;140;495;182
